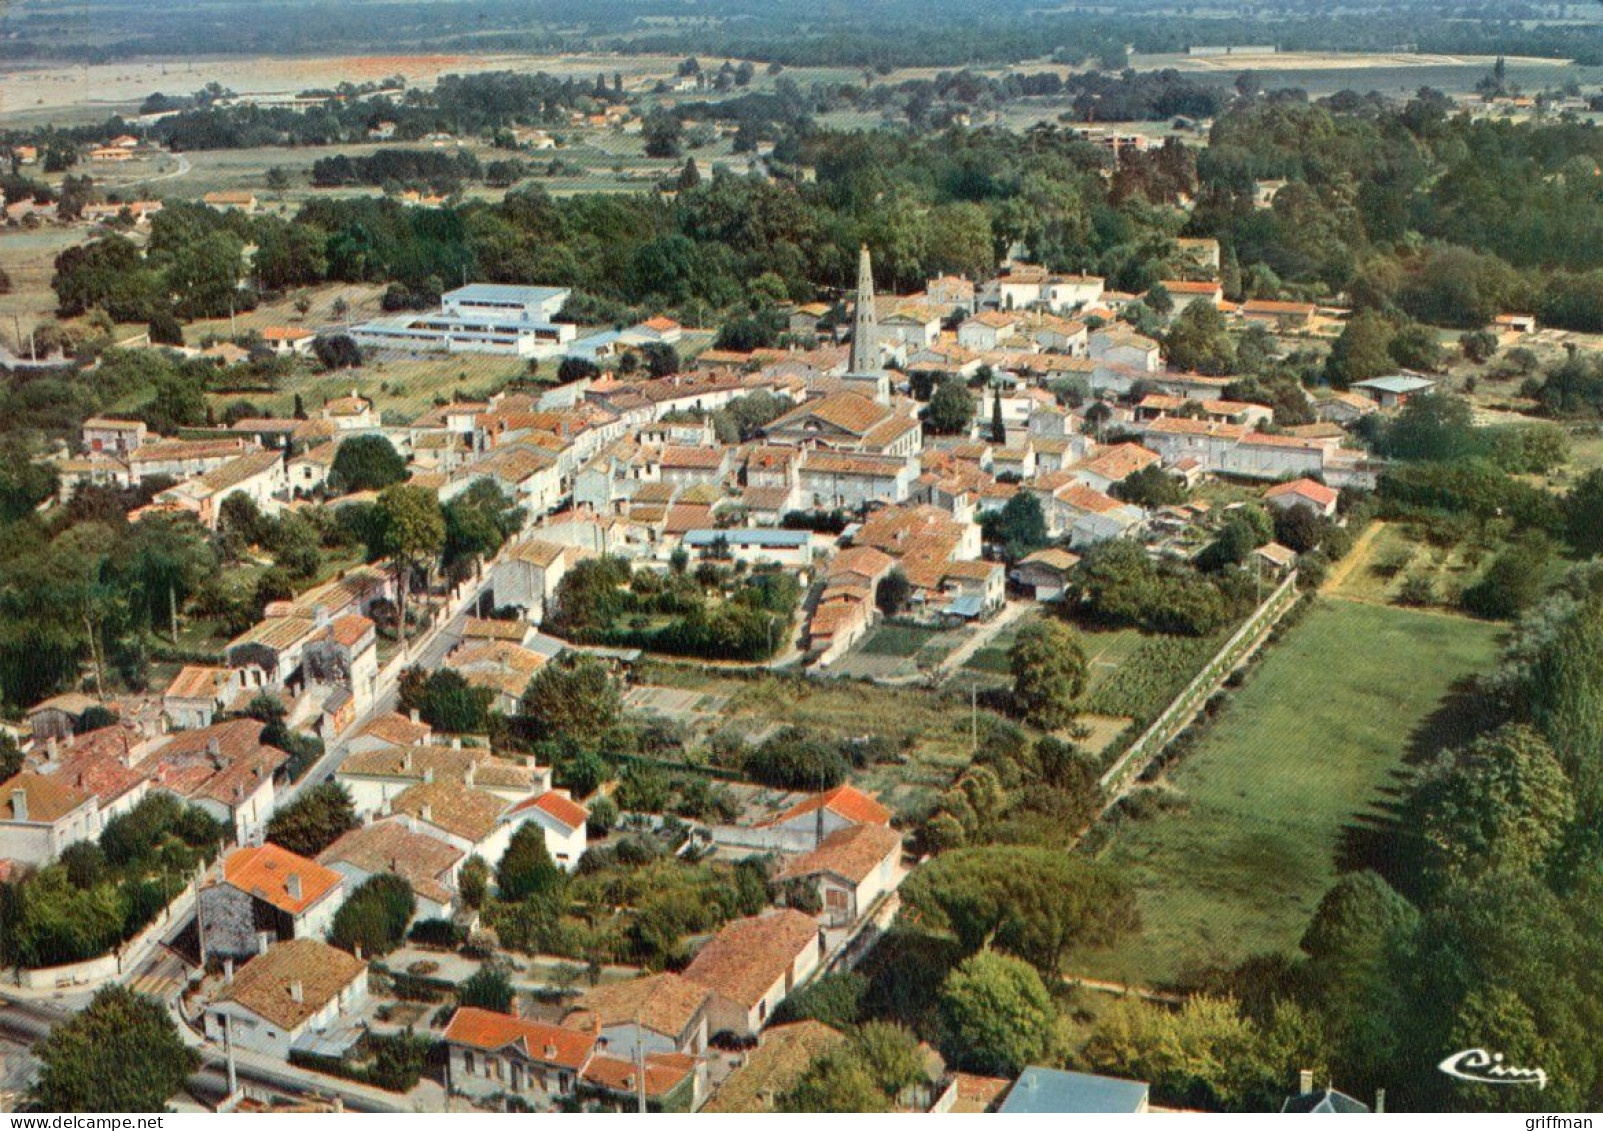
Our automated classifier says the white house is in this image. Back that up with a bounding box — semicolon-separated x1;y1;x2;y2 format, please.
259;327;317;357
1052;483;1146;548
1045;274;1105;312
682;910;824;1038
1088;327;1162;371
488;537;584;623
499;790;589;872
777;823;904;928
759;784;892;848
958;312;1019;352
1264;478;1339;518
569;972;712;1060
316;818;464;921
197;844;345;961
797;451;918;510
443;1007;596;1103
154;450;288;530
0;772;102;866
336;744;548;821
204;939;370;1061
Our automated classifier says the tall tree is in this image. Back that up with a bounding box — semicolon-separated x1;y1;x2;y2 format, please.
939;950;1059;1075
496;823;566;900
31;986;198;1111
330;434;407;493
376;484;444;643
1009;619;1087;730
1410;724;1574;887
900;845;1134;976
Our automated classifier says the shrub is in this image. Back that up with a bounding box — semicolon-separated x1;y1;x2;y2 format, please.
330;874;415;957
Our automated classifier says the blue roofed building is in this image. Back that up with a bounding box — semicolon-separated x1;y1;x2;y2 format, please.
680;527;814;568
997;1067;1150;1114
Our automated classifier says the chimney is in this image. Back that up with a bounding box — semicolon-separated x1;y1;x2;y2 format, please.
424;767;435;785
1374;1089;1385;1114
223;957;235;983
290;980;304;1004
257;930;272;955
451;737;461;751
354;942;363;962
421;803;433;823
409;709;420;725
402;750;413;773
544;1043;558;1060
287;873;303;901
465;763;476;788
1298;1069;1313;1095
10;788;26;822
46;735;58;760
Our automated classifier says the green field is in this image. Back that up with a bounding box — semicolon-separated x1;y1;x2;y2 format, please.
1067;598;1503;989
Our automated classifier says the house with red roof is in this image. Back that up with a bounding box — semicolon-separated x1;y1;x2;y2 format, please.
198;843;345;961
501;790;589;871
259;326;317;357
778;823;905;927
1263;478;1339;518
682;910;824;1038
581;1050;701;1112
0;771;103;866
634;315;682;344
203;939;368;1061
443;1006;597;1104
761;784;892;848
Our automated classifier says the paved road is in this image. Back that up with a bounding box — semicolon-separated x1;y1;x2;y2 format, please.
286;576;484;800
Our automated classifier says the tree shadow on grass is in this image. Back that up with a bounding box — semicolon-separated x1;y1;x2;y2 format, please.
1335;673;1499;900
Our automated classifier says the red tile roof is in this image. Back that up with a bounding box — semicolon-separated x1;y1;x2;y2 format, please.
221;843;343;915
765;784;892;829
582;1052;697;1099
507;790;589;830
683;910;821;1007
0;771;95;823
444;1007;596;1070
778;823;902;885
1265;478;1339;507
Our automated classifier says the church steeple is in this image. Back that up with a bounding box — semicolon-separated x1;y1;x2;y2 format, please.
849;244;879;374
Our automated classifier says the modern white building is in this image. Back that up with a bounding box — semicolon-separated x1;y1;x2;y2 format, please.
350;284;578;359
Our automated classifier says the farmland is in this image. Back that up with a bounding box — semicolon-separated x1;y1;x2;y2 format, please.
1065;598;1504;989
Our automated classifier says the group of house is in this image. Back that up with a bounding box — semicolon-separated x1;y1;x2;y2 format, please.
182;774;905;1112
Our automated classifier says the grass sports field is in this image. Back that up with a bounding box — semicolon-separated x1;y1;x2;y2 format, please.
1067;597;1504;989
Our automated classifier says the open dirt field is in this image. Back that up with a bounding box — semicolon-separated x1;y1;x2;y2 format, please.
0;52;691;123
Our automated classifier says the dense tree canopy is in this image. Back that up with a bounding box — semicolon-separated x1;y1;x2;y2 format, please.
31;986;198;1112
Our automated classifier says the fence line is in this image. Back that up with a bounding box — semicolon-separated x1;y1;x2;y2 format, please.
1098;571;1301;798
